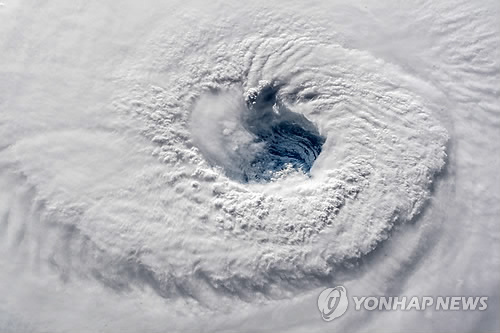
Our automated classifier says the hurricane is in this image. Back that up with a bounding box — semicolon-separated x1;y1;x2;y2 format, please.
0;0;499;332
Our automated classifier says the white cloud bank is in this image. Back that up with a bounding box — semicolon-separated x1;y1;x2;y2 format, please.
0;0;498;332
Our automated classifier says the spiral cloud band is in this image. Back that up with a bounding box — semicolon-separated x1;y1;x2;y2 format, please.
111;17;448;300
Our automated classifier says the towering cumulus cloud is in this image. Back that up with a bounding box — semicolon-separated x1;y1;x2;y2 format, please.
0;0;498;332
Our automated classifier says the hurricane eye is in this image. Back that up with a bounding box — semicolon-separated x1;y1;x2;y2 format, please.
242;83;325;182
191;82;325;183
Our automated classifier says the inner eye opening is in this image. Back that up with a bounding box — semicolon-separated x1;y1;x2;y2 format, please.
240;82;326;182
